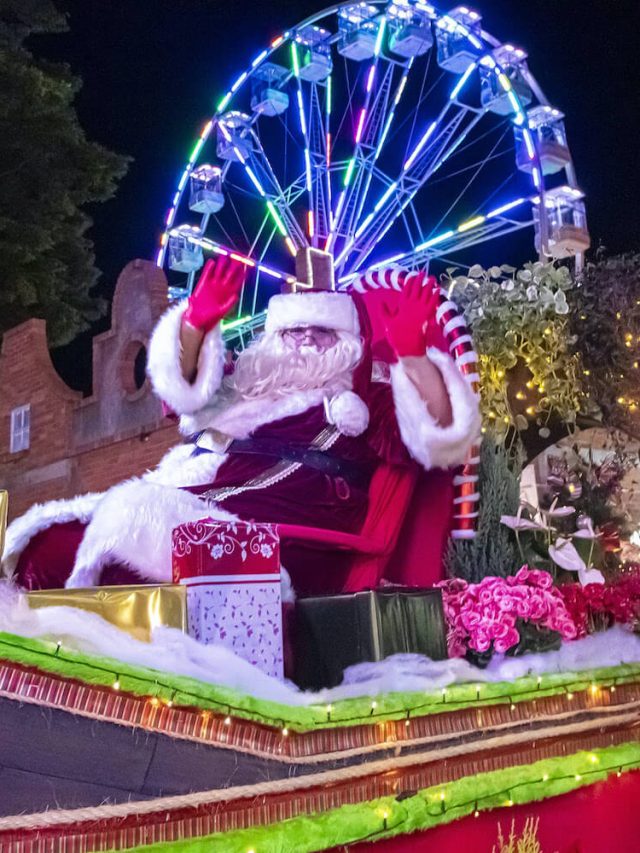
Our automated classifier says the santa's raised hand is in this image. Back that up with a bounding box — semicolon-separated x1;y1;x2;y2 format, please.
182;256;245;333
382;274;440;358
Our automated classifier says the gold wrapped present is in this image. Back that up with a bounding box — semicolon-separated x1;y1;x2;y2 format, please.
27;584;187;642
0;490;7;558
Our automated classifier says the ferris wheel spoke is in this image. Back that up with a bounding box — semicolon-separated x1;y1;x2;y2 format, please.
244;130;308;253
307;80;332;243
422;123;512;243
290;42;317;246
344;102;482;274
339;196;533;284
325;16;388;254
332;59;413;260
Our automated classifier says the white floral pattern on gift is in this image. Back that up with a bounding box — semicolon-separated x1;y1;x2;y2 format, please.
173;520;279;563
187;583;283;678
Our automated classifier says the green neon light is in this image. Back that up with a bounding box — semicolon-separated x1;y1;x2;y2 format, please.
221;315;252;331
374;17;387;55
291;42;300;77
344;158;356;187
217;93;231;113
267;201;287;236
188;137;205;163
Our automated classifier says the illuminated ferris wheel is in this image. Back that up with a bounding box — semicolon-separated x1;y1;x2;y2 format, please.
156;1;590;343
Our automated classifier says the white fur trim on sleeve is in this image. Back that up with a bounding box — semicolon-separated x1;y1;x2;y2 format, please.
326;391;370;437
390;347;481;471
1;492;102;580
147;302;226;416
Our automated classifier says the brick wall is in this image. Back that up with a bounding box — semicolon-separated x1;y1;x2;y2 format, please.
0;260;180;521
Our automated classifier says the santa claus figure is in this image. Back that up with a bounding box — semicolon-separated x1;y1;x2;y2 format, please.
3;251;480;595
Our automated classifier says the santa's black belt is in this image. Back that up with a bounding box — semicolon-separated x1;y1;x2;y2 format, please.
190;435;373;489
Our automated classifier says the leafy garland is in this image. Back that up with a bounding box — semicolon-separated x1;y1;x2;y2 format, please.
446;260;583;443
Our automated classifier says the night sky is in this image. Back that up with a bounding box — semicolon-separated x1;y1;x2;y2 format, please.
38;0;639;387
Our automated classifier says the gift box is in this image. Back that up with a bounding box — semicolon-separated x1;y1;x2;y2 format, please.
26;584;186;643
291;588;448;689
0;490;7;557
172;519;283;679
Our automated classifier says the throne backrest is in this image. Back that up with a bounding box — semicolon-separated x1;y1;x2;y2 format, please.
346;268;480;543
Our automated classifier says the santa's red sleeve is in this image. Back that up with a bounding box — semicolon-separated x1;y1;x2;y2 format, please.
146;303;226;417
368;348;481;471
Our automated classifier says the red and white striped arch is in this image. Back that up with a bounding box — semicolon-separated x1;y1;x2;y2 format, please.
346;267;481;540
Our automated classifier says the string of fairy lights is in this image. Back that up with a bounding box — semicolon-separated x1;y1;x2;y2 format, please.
3;635;640;735
3;635;640;849
227;750;640;851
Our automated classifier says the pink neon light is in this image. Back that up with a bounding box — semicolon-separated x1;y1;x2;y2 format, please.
355;108;367;143
326;132;331;167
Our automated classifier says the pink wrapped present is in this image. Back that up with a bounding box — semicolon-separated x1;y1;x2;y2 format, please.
172;519;283;679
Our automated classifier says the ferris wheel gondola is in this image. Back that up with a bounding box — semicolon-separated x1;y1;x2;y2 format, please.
156;1;589;343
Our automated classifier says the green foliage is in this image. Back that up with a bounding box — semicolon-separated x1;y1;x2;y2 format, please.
0;0;130;346
446;261;583;442
571;252;640;438
446;437;524;582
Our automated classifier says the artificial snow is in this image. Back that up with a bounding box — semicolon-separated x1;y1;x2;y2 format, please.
1;580;640;706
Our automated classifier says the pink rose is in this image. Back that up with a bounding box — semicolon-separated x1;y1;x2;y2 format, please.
461;610;482;631
490;620;514;641
527;569;554;589
494;628;520;653
469;629;491;653
497;595;517;613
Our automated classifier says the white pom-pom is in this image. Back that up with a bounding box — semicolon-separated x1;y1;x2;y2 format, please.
326;391;369;437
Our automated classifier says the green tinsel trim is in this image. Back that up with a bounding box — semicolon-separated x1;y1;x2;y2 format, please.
121;742;640;852
2;630;640;732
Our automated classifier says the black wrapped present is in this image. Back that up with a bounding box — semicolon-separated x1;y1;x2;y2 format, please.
292;587;447;689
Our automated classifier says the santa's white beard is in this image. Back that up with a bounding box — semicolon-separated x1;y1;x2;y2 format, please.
226;332;363;400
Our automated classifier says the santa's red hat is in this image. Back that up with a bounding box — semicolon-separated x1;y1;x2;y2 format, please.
264;248;369;437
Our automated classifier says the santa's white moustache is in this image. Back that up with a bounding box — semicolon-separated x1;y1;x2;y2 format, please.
227;331;363;400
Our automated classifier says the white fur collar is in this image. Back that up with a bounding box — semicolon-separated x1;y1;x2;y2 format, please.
179;386;342;439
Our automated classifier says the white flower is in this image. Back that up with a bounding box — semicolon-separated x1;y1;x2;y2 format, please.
211;543;224;559
500;514;545;531
260;543;273;558
549;538;586;572
577;567;605;586
468;264;484;278
540;505;576;518
526;285;538;301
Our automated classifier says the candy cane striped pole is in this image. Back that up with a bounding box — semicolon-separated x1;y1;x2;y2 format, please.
347;267;481;539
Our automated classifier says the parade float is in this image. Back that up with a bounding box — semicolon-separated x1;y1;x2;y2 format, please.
2;2;640;851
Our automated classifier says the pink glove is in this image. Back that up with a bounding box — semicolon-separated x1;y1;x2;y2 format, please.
182;256;245;333
382;274;440;358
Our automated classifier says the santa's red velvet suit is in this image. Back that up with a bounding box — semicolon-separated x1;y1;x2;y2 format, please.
2;268;480;596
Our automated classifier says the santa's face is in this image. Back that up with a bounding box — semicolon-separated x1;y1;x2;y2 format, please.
281;325;339;355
